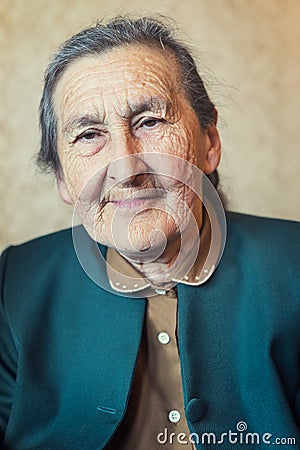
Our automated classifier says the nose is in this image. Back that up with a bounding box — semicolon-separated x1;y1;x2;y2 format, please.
107;132;148;186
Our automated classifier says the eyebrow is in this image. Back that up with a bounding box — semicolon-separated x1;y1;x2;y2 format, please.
62;115;103;138
126;97;172;118
62;97;172;138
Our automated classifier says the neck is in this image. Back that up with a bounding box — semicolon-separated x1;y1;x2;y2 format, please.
126;237;181;289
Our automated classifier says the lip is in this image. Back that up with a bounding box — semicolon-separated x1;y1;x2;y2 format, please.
111;198;156;209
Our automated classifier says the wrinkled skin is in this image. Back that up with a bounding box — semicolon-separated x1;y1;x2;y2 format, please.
54;44;221;285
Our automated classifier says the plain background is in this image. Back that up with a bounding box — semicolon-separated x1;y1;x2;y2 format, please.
1;0;299;250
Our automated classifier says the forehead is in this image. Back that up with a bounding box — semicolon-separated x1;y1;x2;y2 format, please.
53;44;185;118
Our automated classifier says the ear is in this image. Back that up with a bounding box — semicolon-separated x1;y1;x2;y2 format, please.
203;112;221;175
56;170;73;205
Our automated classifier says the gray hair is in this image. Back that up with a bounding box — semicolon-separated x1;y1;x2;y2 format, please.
37;15;220;188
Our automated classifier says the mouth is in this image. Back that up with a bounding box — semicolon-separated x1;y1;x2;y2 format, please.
111;198;155;209
101;187;166;210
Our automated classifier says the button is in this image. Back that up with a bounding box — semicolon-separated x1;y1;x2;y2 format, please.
158;332;170;345
168;410;181;423
155;289;167;295
185;398;207;423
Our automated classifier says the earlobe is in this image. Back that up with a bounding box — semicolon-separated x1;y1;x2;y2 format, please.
56;171;73;205
203;124;221;175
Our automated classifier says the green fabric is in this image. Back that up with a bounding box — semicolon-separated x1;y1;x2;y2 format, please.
0;212;300;449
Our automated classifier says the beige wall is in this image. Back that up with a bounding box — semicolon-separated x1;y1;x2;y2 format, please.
1;0;300;250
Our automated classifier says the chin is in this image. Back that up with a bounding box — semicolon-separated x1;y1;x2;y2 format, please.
118;234;164;258
91;209;178;257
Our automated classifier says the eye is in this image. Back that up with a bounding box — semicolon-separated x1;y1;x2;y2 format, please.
72;129;107;155
141;118;160;128
136;117;164;129
77;130;102;142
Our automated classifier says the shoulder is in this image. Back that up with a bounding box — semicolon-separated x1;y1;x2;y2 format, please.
1;228;74;289
226;210;300;233
0;225;107;282
223;211;300;283
1;225;107;273
0;228;74;314
0;228;112;341
225;210;300;252
0;227;107;313
2;227;74;261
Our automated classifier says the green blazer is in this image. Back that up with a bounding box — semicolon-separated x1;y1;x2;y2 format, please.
1;212;300;449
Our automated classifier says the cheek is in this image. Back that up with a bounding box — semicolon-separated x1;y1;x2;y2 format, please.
156;127;190;157
56;121;95;201
59;146;108;204
156;120;201;167
63;163;90;201
155;159;197;208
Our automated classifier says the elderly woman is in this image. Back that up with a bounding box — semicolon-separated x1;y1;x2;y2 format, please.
1;16;299;449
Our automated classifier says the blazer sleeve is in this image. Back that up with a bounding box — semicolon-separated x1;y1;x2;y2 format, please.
0;248;18;443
